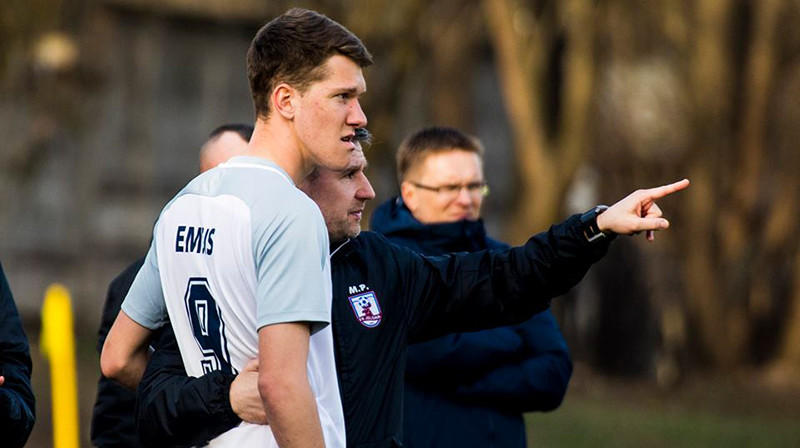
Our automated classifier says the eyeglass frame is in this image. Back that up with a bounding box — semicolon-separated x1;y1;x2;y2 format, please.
408;180;490;198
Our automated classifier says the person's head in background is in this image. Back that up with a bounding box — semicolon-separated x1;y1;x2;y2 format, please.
397;126;489;224
199;123;254;173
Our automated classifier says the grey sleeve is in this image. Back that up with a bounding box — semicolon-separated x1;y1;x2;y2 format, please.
121;237;168;330
252;198;331;331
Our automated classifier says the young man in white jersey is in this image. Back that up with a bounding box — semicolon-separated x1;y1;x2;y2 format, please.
101;8;372;448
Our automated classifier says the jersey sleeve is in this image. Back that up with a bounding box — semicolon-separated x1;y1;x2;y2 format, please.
121;236;168;330
251;197;331;333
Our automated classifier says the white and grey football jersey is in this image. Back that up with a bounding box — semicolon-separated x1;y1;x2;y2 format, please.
122;156;345;447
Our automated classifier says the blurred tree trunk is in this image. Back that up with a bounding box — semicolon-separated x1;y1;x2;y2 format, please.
771;242;800;380
766;180;800;380
482;0;595;241
684;0;788;368
483;0;800;375
426;0;482;129
686;0;800;367
766;60;800;379
684;0;738;367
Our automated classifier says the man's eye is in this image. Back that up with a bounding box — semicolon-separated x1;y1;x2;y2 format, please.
443;185;461;194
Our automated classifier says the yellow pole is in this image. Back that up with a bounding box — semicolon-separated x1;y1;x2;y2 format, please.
40;283;80;448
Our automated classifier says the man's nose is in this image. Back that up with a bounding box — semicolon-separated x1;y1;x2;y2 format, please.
454;186;473;205
348;100;368;128
358;176;376;200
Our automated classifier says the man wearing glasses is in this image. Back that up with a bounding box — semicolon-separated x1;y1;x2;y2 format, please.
370;126;572;448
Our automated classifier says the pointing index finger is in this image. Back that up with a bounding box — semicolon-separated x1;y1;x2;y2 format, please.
644;178;690;200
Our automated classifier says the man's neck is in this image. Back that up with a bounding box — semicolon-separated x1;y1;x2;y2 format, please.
246;118;312;184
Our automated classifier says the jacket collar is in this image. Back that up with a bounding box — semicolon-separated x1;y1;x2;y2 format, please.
369;197;492;255
330;236;361;263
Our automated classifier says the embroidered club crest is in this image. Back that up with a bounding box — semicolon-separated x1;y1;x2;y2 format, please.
348;291;382;328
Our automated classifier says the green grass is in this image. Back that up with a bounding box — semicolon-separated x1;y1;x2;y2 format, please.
526;387;800;448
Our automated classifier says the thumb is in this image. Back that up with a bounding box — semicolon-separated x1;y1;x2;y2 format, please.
636;217;669;232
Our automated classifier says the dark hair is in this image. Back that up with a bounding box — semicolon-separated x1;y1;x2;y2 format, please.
396;126;485;183
207;123;254;142
247;8;373;119
354;127;372;148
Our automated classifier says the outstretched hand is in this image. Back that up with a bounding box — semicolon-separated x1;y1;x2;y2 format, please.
596;179;690;241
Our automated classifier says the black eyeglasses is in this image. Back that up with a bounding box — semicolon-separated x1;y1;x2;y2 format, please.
409;181;489;199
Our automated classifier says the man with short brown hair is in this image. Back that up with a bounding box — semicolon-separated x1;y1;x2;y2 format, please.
102;8;372;447
247;8;372;121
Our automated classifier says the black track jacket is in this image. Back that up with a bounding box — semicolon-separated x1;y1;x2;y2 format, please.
0;261;36;448
136;215;612;447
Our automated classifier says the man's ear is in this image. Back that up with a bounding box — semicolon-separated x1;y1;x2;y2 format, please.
400;181;418;214
272;83;296;119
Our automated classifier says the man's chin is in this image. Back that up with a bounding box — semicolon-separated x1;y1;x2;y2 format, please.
330;228;361;244
450;210;480;221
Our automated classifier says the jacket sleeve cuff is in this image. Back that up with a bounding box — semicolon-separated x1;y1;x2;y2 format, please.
207;372;242;429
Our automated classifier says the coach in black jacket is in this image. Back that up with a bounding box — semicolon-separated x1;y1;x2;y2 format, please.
133;152;688;447
0;261;36;448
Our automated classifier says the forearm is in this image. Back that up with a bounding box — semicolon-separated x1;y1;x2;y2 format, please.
100;311;152;389
105;350;148;390
259;376;323;447
258;322;324;448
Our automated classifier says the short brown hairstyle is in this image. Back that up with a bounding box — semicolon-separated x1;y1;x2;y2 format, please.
247;8;373;119
396;126;485;184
